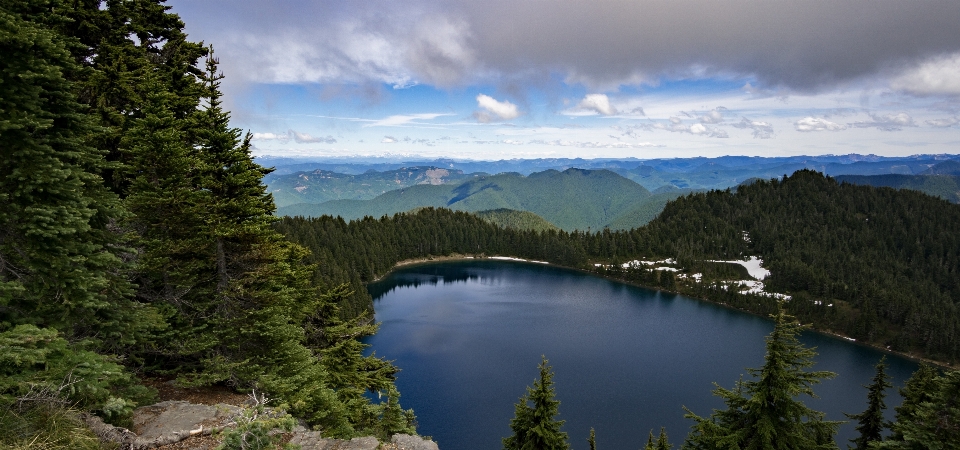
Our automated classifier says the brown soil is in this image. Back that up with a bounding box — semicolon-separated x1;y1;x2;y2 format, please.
142;378;249;407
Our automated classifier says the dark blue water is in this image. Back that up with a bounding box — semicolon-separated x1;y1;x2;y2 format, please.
365;260;919;450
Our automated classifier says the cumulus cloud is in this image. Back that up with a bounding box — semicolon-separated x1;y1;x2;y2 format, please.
653;117;728;138
577;94;618;115
381;136;398;143
291;131;337;144
732;117;774;139
170;1;960;92
891;53;960;96
251;132;288;142
474;94;520;122
927;117;960;127
697;107;727;124
849;113;917;131
794;117;846;132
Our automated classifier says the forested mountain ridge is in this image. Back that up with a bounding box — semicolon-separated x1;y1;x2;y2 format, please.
834;174;960;203
266;166;479;208
278;168;679;231
279;170;960;363
636;170;960;360
474;209;559;232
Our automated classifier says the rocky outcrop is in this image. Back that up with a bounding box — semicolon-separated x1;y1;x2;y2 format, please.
289;433;439;450
85;400;439;449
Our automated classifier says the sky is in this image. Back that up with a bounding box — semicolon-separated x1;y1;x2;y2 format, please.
167;0;960;160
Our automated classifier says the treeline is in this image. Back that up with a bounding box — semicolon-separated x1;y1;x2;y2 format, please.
1;0;412;443
279;170;960;363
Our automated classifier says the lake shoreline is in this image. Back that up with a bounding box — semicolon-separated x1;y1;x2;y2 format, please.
372;254;951;370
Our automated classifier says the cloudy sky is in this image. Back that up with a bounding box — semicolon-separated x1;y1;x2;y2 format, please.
168;0;960;160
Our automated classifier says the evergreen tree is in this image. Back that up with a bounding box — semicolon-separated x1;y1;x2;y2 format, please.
646;430;656;450
503;356;570;450
656;427;672;450
876;370;960;450
844;357;891;450
0;0;150;348
888;363;938;442
588;427;596;450
683;305;840;450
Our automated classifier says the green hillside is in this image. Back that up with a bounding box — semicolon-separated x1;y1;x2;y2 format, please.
278;168;658;231
266;166;479;207
835;174;960;203
475;209;559;232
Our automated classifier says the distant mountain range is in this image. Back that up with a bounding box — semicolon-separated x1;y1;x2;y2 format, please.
265;166;481;208
266;154;960;229
277;168;686;231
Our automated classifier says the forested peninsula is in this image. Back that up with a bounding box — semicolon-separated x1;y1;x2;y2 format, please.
5;1;960;449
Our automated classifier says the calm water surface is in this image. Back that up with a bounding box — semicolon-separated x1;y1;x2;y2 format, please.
365;260;919;450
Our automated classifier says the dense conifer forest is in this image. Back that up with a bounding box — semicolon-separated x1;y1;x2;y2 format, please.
1;0;413;445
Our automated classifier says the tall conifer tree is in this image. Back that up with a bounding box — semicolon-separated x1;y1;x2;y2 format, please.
683;306;840;450
0;0;146;346
503;356;570;450
845;357;892;450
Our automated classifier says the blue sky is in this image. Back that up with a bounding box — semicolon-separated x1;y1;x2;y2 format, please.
168;0;960;160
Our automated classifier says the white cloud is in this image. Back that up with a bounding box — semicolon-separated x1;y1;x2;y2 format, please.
291;131;337;144
892;53;960;96
927;117;960;128
698;107;727;124
652;117;727;138
475;94;520;122
366;113;453;127
795;117;846;132
382;136;398;143
732;117;774;139
251;132;288;142
577;94;618;115
849;113;917;131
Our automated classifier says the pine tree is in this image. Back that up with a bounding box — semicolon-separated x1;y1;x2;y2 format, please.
683;305;840;450
503;356;570;450
588;427;597;450
845;357;891;450
646;430;656;450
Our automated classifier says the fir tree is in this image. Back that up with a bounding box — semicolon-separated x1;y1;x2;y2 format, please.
845;357;891;450
588;427;596;450
888;363;938;442
876;370;960;449
683;305;840;450
0;0;148;347
503;356;570;450
656;427;672;450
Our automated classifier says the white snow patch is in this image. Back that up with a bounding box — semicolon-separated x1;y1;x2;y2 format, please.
709;256;770;280
489;256;548;264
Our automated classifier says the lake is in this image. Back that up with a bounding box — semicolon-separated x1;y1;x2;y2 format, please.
365;260;919;450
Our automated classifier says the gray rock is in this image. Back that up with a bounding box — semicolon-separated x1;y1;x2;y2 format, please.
289;433;380;450
392;433;440;450
131;400;240;448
